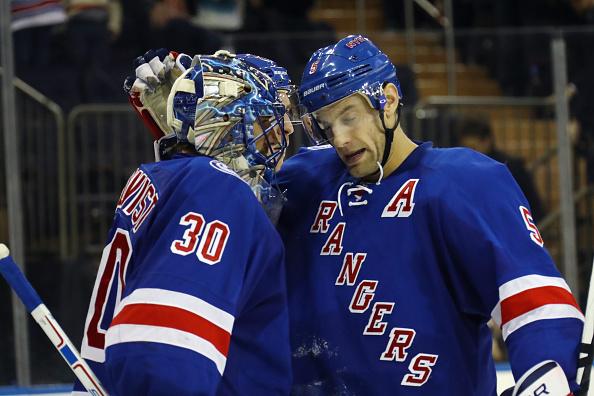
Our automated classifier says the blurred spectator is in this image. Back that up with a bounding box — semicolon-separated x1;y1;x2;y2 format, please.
456;116;545;222
570;0;594;18
570;85;594;184
382;0;444;31
193;0;244;31
147;0;222;55
452;0;579;97
566;0;594;183
396;64;419;107
113;0;151;56
64;0;123;103
238;0;335;83
11;0;66;71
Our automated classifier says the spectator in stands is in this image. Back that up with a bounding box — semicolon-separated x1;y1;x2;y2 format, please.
239;0;335;82
192;0;244;32
451;0;575;97
65;0;123;103
145;0;223;55
570;85;594;184
456;116;545;222
395;64;419;107
381;0;443;31
11;0;66;71
567;0;594;184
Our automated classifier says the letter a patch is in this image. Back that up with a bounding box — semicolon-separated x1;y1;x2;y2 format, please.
382;179;419;218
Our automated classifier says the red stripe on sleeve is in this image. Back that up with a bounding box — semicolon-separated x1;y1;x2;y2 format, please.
111;303;231;356
12;0;61;13
500;286;581;326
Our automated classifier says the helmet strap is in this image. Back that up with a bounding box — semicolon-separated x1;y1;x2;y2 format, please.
378;102;402;167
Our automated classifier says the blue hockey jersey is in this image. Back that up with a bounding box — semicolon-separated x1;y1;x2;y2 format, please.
73;155;291;395
277;142;583;395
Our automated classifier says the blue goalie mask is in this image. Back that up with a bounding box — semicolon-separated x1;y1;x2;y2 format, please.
298;34;402;145
165;53;289;208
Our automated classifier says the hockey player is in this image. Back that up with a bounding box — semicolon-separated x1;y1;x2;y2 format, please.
277;34;584;395
73;53;292;395
124;49;296;222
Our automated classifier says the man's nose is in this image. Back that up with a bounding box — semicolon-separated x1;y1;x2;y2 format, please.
330;125;350;148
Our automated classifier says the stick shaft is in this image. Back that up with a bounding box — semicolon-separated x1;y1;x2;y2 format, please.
0;251;108;395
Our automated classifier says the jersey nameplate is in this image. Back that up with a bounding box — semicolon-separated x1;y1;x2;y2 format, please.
117;169;159;232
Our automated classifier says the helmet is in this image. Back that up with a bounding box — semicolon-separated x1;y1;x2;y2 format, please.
298;35;403;168
235;53;292;91
165;52;288;204
299;34;401;114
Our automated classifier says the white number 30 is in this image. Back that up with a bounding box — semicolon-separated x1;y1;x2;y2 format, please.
519;206;544;247
170;211;230;265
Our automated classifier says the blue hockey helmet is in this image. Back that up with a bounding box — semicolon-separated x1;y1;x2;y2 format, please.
298;35;403;166
166;52;288;184
299;35;401;114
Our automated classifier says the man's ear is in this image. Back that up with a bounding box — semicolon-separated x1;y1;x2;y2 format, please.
383;83;400;116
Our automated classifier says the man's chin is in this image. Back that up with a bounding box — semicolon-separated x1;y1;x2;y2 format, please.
347;164;383;181
346;164;370;179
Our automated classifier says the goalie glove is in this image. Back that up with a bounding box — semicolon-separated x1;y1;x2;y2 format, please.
124;48;192;140
500;360;573;396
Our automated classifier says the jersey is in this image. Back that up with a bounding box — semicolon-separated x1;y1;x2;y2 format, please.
276;142;583;395
73;155;291;395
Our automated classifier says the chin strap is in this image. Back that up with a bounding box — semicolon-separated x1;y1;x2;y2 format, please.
378;102;403;167
375;162;384;185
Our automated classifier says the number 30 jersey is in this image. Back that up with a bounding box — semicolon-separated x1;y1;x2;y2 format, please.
73;155;291;396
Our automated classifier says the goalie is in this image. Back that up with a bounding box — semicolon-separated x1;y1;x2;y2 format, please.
73;52;293;395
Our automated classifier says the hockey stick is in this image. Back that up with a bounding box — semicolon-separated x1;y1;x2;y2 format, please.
0;243;108;396
577;255;594;396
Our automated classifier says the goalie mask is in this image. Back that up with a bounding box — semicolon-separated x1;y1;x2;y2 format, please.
165;53;288;210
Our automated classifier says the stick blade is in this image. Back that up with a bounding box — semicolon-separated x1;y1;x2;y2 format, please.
0;243;9;259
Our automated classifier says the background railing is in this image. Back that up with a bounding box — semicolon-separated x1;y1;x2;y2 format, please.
66;105;154;257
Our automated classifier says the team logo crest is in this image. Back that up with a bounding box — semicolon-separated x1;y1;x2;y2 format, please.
309;60;319;74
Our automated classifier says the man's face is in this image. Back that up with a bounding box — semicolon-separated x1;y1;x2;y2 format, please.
253;91;294;171
314;93;385;179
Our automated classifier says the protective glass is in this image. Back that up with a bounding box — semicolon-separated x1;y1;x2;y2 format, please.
299;90;385;146
300;112;329;145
